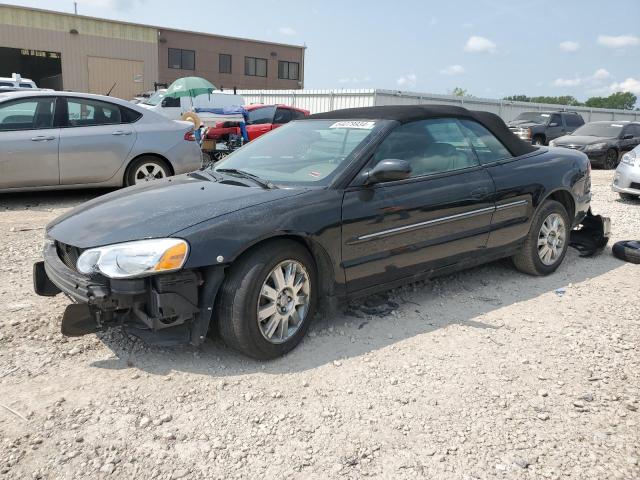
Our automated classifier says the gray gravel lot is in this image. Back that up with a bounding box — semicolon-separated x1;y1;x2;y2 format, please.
0;170;638;480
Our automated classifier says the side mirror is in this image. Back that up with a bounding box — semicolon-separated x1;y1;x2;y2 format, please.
366;159;412;184
622;133;634;140
549;122;559;127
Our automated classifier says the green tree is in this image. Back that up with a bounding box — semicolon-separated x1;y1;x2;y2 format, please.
585;92;637;110
451;87;469;97
503;95;531;102
503;95;582;106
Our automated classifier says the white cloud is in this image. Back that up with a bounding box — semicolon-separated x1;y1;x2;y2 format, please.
553;78;582;87
439;65;465;76
559;41;580;52
464;36;496;53
609;77;640;95
278;26;297;36
592;68;611;81
598;34;640;48
397;74;417;88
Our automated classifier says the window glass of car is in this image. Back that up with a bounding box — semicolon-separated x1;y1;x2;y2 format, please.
273;108;293;124
630;124;640;137
572;123;624;138
549;114;561;126
0;82;12;87
513;112;550;124
67;98;122;126
371;118;479;178
214;119;389;186
143;90;166;106
459;119;513;164
247;106;276;124
18;83;33;88
291;110;306;120
565;114;584;127
0;97;55;131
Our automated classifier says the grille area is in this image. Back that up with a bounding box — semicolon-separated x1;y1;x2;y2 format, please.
557;144;584;151
631;182;640;190
56;241;83;271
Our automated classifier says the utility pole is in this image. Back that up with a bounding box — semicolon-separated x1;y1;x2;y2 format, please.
74;2;78;14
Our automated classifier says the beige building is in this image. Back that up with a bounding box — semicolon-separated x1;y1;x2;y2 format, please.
0;4;306;99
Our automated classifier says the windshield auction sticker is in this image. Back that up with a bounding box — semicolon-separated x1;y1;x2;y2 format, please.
329;121;376;130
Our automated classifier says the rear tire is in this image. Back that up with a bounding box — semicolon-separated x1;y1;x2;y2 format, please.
532;135;545;146
513;200;570;276
619;193;638;201
216;240;317;360
125;156;171;187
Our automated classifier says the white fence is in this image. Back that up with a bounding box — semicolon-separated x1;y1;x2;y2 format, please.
236;88;640;123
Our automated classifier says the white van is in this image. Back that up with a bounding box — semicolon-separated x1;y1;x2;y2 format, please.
139;90;244;121
0;73;37;90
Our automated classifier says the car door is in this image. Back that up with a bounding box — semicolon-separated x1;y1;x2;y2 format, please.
546;113;565;141
246;106;276;140
58;97;137;185
619;124;640;154
341;118;496;294
0;96;60;188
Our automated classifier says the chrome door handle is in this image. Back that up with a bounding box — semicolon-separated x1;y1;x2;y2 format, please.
112;130;132;136
31;135;55;141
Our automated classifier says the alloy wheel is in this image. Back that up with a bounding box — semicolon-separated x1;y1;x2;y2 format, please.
257;260;311;344
537;213;566;266
134;163;167;183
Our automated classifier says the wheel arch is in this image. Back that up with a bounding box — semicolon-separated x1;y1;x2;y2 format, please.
540;188;575;221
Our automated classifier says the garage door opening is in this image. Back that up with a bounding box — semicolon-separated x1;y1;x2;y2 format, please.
0;47;62;89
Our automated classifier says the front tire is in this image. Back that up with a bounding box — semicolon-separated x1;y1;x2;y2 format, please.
216;240;317;360
532;135;545;146
513;200;570;276
604;149;618;170
619;193;639;201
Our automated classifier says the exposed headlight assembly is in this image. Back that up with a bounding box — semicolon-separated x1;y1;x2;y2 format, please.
77;238;189;279
548;140;557;147
584;142;607;152
620;149;639;167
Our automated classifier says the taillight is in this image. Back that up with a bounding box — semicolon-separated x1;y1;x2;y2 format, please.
184;131;196;142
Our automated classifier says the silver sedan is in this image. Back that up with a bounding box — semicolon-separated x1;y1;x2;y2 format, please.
613;144;640;200
0;91;202;192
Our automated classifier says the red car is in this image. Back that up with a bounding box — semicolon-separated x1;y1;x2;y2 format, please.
205;104;310;142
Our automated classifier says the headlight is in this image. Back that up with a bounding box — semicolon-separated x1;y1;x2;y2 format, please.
584;142;607;152
548;140;557;147
620;150;639;167
76;238;189;279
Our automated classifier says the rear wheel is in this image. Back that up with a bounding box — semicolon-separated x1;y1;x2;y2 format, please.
513;200;570;276
604;149;618;170
216;240;317;359
532;135;545;146
125;156;171;186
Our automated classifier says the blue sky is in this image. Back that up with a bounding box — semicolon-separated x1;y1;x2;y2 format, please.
8;0;640;100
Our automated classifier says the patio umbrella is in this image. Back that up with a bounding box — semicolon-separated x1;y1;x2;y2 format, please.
165;77;216;98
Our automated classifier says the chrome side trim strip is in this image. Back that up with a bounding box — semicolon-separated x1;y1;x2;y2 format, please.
356;206;496;242
495;199;528;211
354;199;528;242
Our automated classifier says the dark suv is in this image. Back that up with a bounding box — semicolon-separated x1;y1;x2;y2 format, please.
508;111;585;145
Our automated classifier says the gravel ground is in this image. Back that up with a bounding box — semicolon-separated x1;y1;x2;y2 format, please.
0;170;638;480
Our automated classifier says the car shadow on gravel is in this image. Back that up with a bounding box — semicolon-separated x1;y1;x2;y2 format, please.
0;189;112;212
90;247;624;377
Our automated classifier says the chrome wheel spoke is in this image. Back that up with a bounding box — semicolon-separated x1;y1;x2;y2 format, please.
257;259;311;344
537;213;567;266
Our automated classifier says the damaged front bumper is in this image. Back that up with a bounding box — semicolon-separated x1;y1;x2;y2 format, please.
33;241;223;346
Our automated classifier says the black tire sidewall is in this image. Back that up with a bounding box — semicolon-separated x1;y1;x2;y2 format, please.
125;157;170;186
533;136;545;146
605;149;618;170
222;242;317;359
528;201;571;275
612;241;640;264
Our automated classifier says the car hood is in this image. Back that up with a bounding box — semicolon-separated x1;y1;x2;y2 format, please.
507;120;542;128
553;135;614;146
47;172;306;248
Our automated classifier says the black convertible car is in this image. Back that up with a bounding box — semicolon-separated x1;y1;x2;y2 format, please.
34;105;606;359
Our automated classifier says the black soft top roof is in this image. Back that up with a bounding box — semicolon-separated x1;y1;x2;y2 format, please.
308;105;537;157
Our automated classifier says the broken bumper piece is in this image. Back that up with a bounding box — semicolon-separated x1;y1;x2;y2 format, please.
569;209;611;257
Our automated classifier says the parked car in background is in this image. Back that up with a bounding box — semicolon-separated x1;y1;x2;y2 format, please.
204;104;310;142
508;111;584;145
612;144;640;199
138;89;244;121
550;121;640;169
0;73;37;90
0;91;202;192
34;104;606;360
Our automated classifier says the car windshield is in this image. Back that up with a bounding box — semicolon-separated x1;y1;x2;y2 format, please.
143;90;166;106
513;112;551;124
572;123;624;137
213;119;388;186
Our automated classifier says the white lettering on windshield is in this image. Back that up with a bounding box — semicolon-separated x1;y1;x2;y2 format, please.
329;121;375;130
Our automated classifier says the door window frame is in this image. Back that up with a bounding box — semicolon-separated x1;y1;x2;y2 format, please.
58;97;135;128
0;96;60;131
